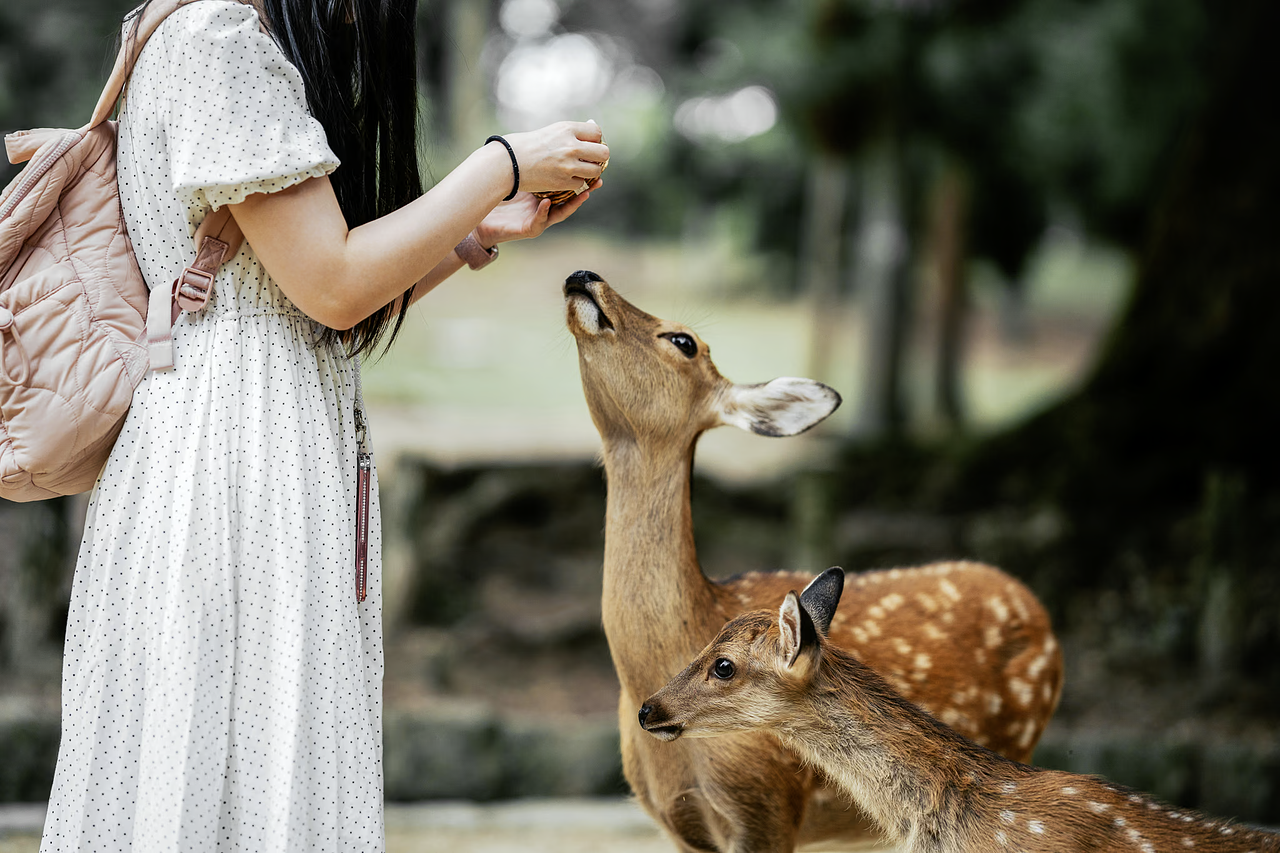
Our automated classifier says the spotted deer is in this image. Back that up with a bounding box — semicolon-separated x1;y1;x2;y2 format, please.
641;568;1279;853
563;270;1063;852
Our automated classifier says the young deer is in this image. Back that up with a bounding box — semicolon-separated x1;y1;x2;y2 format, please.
564;270;1064;852
641;568;1279;853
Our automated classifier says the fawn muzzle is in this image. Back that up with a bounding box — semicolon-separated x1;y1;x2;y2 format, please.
638;702;684;742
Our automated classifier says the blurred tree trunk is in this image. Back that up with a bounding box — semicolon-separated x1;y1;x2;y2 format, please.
801;153;850;383
952;0;1280;523
852;134;914;439
930;161;970;431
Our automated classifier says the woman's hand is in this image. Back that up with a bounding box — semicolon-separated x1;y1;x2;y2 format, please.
474;178;602;247
502;121;609;195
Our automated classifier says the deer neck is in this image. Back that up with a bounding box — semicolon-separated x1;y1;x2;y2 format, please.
777;652;997;852
599;436;719;699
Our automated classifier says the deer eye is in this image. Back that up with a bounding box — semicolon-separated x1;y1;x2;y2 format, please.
712;658;735;680
662;332;697;358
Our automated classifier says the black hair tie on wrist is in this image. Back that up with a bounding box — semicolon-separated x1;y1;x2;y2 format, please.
486;135;520;201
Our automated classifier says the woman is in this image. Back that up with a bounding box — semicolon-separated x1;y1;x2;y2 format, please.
40;0;607;850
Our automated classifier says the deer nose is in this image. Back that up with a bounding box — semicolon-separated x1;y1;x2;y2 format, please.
638;704;653;726
565;269;603;289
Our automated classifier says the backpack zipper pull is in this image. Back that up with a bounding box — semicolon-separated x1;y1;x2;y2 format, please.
353;358;372;603
355;449;372;603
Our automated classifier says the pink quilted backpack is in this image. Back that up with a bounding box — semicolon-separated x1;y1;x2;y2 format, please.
0;0;242;502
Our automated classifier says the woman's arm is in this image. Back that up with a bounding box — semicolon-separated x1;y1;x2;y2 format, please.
228;122;607;329
401;176;601;309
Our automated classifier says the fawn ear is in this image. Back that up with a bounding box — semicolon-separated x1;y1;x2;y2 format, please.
799;568;845;636
779;591;821;669
718;378;841;437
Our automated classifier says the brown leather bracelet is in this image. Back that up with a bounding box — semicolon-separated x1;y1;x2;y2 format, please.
455;231;498;270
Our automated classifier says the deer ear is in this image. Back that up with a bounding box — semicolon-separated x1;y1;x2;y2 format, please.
718;378;841;437
779;591;820;669
799;567;845;637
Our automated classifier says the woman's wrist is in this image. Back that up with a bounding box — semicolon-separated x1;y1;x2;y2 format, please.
473;222;498;249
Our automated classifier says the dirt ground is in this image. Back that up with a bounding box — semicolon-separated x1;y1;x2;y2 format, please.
0;801;896;852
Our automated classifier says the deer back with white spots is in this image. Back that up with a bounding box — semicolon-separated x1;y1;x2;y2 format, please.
564;271;1064;852
640;569;1279;853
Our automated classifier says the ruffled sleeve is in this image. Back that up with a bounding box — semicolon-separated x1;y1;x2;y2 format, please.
161;1;339;210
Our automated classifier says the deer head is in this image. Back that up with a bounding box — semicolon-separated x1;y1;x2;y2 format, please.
638;568;847;742
563;270;842;448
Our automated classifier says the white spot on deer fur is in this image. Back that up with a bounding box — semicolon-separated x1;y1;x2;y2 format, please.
975;648;988;665
1008;678;1034;708
1028;819;1045;834
939;580;962;601
880;593;906;611
893;638;914;656
1219;826;1234;835
1042;683;1055;703
939;707;964;727
916;593;941;614
923;622;947;641
914;653;932;671
1061;786;1078;796
1027;653;1050;681
1181;815;1194;823
860;621;883;638
1018;720;1037;750
995;829;1008;845
987;597;1011;622
999;810;1015;824
1114;817;1127;827
1182;839;1196;848
984;625;1004;650
1001;782;1017;794
868;605;886;620
1141;844;1156;853
1128;795;1143;804
1170;813;1182;820
852;627;869;645
1088;801;1111;814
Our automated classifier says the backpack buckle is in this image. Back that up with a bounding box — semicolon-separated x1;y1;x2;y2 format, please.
173;266;215;312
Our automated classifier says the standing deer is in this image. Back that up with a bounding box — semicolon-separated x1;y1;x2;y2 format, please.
563;270;1064;852
640;568;1280;853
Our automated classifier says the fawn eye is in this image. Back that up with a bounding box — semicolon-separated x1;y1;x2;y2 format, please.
712;658;735;680
662;332;697;358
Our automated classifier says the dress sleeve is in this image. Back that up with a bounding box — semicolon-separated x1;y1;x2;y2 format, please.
162;1;340;211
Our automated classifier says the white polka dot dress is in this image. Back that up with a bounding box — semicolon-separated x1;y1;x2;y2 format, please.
40;3;385;851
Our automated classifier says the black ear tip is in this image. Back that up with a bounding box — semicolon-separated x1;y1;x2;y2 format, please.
826;566;845;593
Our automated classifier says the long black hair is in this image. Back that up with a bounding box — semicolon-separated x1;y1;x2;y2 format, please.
129;0;424;358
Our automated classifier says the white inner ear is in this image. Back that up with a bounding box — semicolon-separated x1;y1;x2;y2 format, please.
779;594;803;667
718;377;840;437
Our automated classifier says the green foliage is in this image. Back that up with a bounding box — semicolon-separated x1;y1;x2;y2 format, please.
646;0;1207;272
0;0;126;185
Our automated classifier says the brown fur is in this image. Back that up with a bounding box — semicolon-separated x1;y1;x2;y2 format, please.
564;272;1064;852
643;576;1280;853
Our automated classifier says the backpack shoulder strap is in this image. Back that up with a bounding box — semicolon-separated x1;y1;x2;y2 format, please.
86;0;200;131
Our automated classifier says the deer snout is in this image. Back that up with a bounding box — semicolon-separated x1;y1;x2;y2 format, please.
638;700;684;741
564;270;615;335
565;269;604;289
